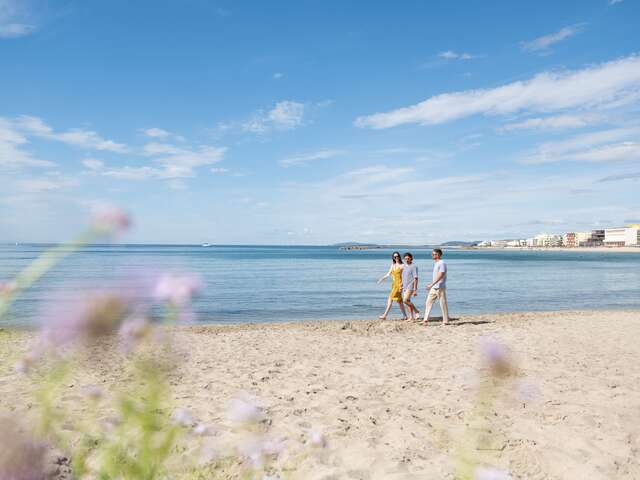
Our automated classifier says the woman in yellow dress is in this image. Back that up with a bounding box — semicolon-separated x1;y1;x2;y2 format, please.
377;251;408;320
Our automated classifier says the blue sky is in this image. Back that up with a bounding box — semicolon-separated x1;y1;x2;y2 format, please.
1;0;639;244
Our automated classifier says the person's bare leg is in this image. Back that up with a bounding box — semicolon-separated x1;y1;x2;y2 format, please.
439;288;449;325
379;298;392;319
405;298;419;320
398;301;408;320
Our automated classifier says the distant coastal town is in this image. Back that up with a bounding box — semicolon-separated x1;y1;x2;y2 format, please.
337;223;640;250
477;223;640;249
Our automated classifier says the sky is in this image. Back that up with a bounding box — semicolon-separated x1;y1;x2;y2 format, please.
1;0;639;245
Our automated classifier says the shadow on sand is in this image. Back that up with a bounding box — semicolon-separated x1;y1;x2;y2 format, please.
422;316;492;326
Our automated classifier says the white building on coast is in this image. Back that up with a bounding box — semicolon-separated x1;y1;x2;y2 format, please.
604;225;640;247
526;233;563;247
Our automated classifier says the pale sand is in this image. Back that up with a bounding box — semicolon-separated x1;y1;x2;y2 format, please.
1;310;639;479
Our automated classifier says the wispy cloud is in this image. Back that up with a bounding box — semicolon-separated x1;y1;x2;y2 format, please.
272;72;284;80
438;50;482;60
16;116;128;153
521;127;640;164
141;127;170;138
242;100;305;134
280;149;345;167
0;23;34;38
102;143;226;180
355;55;640;129
597;171;640;183
81;158;104;171
521;24;586;55
139;127;185;142
500;114;601;132
0;0;36;38
0;118;55;170
101;166;158;180
18;176;76;193
610;0;624;5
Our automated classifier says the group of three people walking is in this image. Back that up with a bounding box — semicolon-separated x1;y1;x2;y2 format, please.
377;248;449;325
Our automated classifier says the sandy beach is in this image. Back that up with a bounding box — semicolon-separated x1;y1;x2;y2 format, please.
1;309;639;479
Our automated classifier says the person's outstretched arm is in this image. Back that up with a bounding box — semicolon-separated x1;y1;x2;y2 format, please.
377;266;392;284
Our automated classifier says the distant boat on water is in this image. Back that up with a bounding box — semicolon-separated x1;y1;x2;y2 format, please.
201;243;212;247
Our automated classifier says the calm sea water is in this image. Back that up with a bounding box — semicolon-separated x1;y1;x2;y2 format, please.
1;244;639;327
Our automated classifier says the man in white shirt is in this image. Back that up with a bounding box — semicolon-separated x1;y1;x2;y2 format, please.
420;248;449;326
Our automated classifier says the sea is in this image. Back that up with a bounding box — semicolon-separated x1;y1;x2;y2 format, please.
1;244;640;327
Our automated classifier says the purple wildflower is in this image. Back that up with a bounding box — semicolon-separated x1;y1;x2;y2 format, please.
82;384;104;401
0;281;16;296
91;205;131;235
153;274;203;305
172;408;195;427
193;423;214;436
40;291;132;346
227;393;264;424
118;316;151;352
308;428;328;448
480;337;514;377
0;417;49;480
474;466;513;480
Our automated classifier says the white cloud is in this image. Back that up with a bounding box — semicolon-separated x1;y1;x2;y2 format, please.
438;50;481;60
565;142;640;162
17;176;76;193
242;100;305;134
355;55;640;129
0;118;55;170
0;1;36;38
142;142;182;156
521;24;585;54
210;167;229;174
280;149;346;167
0;23;34;38
16;116;128;153
56;130;128;152
103;144;226;180
102;166;158;180
500;114;600;132
82;158;104;170
521;127;640;164
141;127;171;138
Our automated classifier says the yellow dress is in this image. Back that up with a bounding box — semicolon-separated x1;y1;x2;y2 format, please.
389;267;403;301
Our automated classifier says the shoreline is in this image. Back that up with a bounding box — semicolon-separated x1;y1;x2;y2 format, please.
2;306;640;331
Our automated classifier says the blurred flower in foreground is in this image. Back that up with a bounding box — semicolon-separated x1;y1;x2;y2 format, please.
118;316;151;352
0;281;16;295
82;384;104;401
0;417;49;480
91;204;131;235
475;466;513;480
172;408;195;427
309;429;327;448
153;274;203;306
480;337;514;378
228;393;264;424
41;292;132;346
